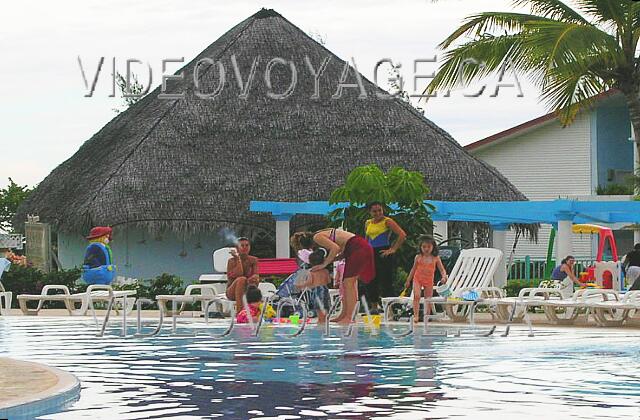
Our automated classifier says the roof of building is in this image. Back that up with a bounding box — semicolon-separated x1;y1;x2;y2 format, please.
16;8;526;235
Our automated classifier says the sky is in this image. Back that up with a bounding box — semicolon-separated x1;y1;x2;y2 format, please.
0;0;549;187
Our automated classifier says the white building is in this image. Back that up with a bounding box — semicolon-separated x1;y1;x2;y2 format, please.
465;91;635;260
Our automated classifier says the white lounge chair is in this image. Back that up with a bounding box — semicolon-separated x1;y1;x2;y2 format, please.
589;290;640;327
382;248;503;322
17;284;136;316
0;258;12;315
157;283;224;317
198;247;235;284
531;288;616;325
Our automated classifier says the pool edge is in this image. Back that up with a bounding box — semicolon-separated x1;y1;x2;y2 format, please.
0;358;80;418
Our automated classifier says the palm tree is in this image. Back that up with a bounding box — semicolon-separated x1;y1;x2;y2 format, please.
426;0;640;157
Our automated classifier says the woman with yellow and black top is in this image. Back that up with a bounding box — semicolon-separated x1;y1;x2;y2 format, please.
364;202;407;313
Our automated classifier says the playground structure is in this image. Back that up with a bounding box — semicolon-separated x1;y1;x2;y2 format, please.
571;224;621;289
543;224;622;289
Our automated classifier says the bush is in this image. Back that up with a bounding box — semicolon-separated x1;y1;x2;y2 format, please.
1;265;83;308
503;279;543;297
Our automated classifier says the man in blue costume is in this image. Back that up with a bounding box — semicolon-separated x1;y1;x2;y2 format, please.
82;226;116;285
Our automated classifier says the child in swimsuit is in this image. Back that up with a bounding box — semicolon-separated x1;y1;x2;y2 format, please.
295;249;331;323
405;236;448;323
236;286;262;324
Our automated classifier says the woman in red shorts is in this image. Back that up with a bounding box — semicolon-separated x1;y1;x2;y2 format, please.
290;229;375;325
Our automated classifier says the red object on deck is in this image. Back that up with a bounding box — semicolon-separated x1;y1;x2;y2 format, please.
257;258;299;276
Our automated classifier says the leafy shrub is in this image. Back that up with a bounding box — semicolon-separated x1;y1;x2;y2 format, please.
503;279;543;297
1;265;83;308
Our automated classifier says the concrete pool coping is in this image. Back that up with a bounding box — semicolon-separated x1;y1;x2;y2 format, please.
0;358;80;418
3;308;640;330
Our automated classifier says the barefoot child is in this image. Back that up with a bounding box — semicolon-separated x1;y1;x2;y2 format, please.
295;249;331;323
405;236;448;323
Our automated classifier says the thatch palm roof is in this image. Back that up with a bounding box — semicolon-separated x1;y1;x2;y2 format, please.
17;9;525;235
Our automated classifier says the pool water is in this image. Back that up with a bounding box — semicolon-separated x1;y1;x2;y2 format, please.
1;317;640;419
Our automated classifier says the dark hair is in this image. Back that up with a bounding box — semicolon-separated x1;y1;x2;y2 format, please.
308;249;326;266
367;201;384;210
635;243;640;251
419;235;438;256
561;255;575;264
245;286;262;304
290;232;315;251
237;237;250;243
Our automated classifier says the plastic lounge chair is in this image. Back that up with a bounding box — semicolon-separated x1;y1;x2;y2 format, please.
17;284;136;316
199;247;235;284
492;287;566;322
0;258;12;315
590;290;640;327
383;248;503;323
535;288;615;325
157;283;224;317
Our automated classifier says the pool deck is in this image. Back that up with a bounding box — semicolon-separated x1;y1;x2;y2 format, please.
3;308;640;329
0;357;80;416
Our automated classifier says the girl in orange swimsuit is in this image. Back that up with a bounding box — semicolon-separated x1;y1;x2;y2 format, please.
405;236;448;323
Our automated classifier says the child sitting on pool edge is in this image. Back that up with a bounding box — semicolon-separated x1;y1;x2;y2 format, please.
295;249;331;323
236;286;262;324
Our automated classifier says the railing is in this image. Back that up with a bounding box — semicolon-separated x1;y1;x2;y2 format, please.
507;256;597;287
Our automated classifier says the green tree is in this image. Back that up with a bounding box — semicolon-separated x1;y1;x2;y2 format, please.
328;165;434;274
426;0;640;157
0;178;32;233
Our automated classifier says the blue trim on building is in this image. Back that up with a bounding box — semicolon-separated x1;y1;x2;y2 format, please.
251;199;640;225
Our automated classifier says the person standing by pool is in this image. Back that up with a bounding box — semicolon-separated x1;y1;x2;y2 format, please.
550;256;585;298
624;244;640;290
226;237;260;311
405;236;447;324
291;229;375;325
364;202;406;313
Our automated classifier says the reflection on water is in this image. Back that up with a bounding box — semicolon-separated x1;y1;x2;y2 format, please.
1;317;640;419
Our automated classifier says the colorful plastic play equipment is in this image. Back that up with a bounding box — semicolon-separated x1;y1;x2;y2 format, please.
572;224;619;262
572;224;619;289
543;224;621;289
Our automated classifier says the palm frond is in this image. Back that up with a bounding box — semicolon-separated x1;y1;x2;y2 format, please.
439;12;548;49
539;58;610;124
521;19;623;70
427;34;542;95
574;0;628;26
511;0;589;24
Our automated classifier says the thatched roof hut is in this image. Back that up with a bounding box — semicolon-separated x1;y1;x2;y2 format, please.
17;9;525;236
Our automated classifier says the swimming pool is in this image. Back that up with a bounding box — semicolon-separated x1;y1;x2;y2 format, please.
1;317;639;419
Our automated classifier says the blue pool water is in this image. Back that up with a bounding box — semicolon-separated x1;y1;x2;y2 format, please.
1;317;640;419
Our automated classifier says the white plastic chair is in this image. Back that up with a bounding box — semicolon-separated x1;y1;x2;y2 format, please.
0;258;12;315
157;283;223;316
382;248;503;322
17;284;136;316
